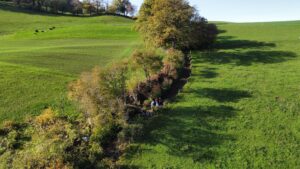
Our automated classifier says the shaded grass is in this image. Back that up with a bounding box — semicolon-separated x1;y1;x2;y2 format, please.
121;21;300;168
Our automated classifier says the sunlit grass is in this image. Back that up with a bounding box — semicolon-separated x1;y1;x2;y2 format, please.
122;21;300;168
0;8;139;122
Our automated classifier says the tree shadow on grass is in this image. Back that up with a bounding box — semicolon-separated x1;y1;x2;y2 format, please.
193;35;297;66
122;87;251;167
199;67;218;79
187;88;252;103
214;36;276;50
121;32;295;168
196;50;297;66
132;105;236;163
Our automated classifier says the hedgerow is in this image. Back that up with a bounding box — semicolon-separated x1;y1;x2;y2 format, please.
0;0;217;168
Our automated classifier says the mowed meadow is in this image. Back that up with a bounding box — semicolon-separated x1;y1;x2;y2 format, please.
0;7;139;122
122;21;300;168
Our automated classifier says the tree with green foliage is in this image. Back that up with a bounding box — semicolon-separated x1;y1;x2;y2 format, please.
136;0;218;50
109;0;134;16
136;0;195;49
132;50;163;79
92;0;103;14
50;0;60;13
82;0;94;15
69;0;82;15
189;14;218;49
58;0;68;13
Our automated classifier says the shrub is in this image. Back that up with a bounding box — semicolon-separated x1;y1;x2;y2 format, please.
35;108;56;128
150;84;162;98
68;66;125;131
164;48;185;69
126;69;146;95
189;15;218;49
161;77;173;90
132;49;163;79
162;48;185;79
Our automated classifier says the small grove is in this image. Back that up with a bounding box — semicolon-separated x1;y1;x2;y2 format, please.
2;0;136;16
0;0;218;168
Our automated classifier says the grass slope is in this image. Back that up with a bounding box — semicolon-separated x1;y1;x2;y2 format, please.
0;7;139;122
122;21;300;168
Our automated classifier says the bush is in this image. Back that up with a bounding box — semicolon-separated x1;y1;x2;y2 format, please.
161;77;173;90
35;108;56;128
132;49;163;79
161;48;185;79
150;84;162;98
164;48;185;69
189;16;218;49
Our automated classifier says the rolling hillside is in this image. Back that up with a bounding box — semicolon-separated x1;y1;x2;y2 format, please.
0;8;139;122
121;21;300;168
1;4;300;168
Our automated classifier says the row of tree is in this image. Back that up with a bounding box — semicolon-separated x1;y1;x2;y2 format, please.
12;0;136;16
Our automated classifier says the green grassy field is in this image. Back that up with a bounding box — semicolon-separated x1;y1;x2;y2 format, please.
1;4;300;168
0;7;139;122
122;21;300;168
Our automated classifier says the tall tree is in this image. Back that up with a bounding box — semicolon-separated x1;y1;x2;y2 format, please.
136;0;195;49
69;0;82;15
93;0;102;14
58;0;68;14
82;0;94;15
124;0;135;16
110;0;133;16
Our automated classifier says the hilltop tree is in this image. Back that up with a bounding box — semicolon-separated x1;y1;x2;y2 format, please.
126;3;136;16
136;0;195;49
109;0;134;16
13;0;21;6
50;0;60;13
69;0;82;15
58;0;68;13
93;0;103;14
82;0;95;15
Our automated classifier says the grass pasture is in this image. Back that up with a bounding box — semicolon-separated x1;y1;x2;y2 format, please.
0;7;139;122
1;3;300;168
122;21;300;168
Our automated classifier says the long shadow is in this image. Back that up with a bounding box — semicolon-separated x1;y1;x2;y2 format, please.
194;50;297;66
122;88;251;167
122;87;251;168
214;35;276;50
195;35;297;66
122;28;296;167
197;67;218;79
186;88;252;103
124;104;237;165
